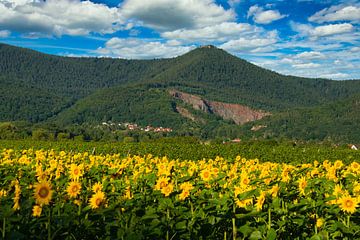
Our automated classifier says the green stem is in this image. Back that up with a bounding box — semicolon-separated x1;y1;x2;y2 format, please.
2;217;5;239
48;208;51;240
268;208;271;230
347;215;350;228
166;208;170;240
224;230;227;240
232;204;236;240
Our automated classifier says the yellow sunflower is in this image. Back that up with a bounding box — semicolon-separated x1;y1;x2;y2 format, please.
200;169;212;182
92;182;103;193
32;205;42;217
154;177;169;191
179;190;190;201
338;195;358;214
89;191;106;209
179;182;194;192
298;176;307;196
67;181;81;198
255;191;266;211
316;218;324;228
69;164;83;180
34;181;52;206
161;183;174;197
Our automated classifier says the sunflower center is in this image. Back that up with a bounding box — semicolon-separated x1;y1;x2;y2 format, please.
345;199;353;208
160;182;166;188
72;185;79;192
203;172;210;178
74;169;79;175
39;187;49;198
95;198;102;206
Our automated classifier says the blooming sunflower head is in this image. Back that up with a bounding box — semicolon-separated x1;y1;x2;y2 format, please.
89;191;106;209
67;181;81;198
69;164;84;180
34;181;52;206
179;190;190;201
154;177;169;191
32;205;42;217
338;195;358;214
92;182;103;193
161;183;174;197
200;169;212;182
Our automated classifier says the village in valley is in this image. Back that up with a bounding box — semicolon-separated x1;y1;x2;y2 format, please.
99;121;173;133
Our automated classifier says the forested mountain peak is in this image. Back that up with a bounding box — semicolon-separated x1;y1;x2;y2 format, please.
1;43;360;142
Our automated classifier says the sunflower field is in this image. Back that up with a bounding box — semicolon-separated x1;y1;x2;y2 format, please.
1;148;360;239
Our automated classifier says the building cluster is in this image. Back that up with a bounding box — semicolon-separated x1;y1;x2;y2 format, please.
101;122;172;133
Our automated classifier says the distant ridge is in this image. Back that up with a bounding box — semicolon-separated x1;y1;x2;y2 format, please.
1;42;360;141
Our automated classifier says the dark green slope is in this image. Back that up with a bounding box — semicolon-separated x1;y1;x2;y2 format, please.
147;46;360;110
53;86;189;128
1;43;360;142
244;94;360;142
0;43;173;122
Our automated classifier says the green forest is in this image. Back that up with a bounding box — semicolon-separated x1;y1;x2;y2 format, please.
1;43;360;143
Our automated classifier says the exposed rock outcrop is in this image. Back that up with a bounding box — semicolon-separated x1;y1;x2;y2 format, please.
175;106;205;123
169;90;270;125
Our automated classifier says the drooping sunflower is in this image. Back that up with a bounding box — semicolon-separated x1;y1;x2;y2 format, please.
298;176;307;196
32;205;42;217
67;181;81;198
255;191;266;211
89;191;106;209
338;195;358;214
34;181;52;206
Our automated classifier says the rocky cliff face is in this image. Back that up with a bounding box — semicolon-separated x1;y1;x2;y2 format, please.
169;90;270;125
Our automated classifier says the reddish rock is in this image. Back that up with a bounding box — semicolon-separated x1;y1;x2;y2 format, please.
169;90;270;125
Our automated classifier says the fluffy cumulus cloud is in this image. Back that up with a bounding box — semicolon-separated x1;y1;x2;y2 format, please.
220;30;279;52
294;51;325;60
96;37;195;59
292;62;321;69
309;4;360;23
0;0;123;36
247;5;287;24
291;22;354;38
161;22;255;42
0;30;11;38
119;0;235;31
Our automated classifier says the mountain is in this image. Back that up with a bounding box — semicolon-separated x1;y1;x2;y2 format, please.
0;43;359;142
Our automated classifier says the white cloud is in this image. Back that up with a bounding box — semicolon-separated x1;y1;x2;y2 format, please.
96;38;195;59
312;23;354;37
161;22;254;42
220;35;278;52
0;30;11;38
292;62;321;68
247;4;286;24
119;0;235;31
228;0;241;7
309;5;360;23
290;22;354;38
294;51;325;60
319;72;350;79
0;0;123;36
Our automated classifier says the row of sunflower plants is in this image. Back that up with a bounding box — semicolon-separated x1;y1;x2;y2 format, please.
0;148;360;239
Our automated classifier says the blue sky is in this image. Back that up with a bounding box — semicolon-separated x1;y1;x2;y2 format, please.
0;0;359;80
